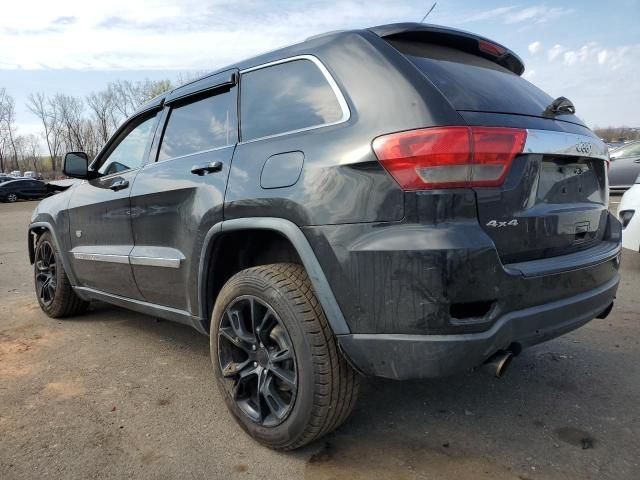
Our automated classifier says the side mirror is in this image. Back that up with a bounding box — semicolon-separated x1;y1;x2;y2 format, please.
63;152;89;179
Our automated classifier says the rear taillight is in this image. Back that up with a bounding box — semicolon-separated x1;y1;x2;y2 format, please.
372;126;527;190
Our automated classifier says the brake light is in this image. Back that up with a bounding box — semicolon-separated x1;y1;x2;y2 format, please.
478;40;506;57
372;126;527;190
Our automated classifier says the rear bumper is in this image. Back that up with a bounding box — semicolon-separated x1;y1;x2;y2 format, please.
338;275;619;380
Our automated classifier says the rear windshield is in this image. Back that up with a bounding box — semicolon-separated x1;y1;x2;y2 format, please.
387;39;554;117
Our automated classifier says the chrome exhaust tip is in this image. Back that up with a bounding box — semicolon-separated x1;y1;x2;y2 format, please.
482;350;514;378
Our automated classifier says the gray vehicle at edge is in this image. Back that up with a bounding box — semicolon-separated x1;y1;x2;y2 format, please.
28;23;621;450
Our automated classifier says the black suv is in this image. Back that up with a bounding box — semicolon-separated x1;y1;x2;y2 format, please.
28;24;621;450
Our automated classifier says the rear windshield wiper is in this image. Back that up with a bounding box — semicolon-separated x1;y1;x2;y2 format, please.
545;96;576;116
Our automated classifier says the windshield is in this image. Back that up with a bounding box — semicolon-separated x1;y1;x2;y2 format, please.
610;142;640;159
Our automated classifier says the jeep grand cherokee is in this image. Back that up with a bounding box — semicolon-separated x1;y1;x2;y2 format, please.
28;23;621;450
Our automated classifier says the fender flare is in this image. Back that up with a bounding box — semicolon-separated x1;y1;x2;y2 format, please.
198;217;351;335
28;221;79;287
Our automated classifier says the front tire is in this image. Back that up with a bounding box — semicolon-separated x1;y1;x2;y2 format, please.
34;232;89;318
6;192;17;203
211;263;359;450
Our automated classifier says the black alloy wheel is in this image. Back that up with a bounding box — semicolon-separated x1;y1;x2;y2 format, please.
217;295;297;427
35;240;57;307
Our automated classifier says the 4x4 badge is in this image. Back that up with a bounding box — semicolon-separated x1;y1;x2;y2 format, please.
486;219;519;228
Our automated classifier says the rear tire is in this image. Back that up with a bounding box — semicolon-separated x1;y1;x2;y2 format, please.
6;192;17;203
34;231;89;318
210;263;359;450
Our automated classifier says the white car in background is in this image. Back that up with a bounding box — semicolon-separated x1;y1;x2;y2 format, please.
619;175;640;253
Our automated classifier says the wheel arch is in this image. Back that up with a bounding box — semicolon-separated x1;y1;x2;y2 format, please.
28;222;79;286
198;218;350;336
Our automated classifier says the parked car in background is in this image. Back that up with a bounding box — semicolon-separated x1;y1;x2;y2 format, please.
10;170;22;177
28;22;620;450
609;140;640;191
0;178;48;202
618;174;640;253
23;171;43;180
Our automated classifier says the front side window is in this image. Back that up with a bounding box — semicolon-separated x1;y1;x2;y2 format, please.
240;59;344;141
98;115;157;175
158;89;237;161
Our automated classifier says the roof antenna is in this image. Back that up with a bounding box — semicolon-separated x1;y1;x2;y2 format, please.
420;2;437;23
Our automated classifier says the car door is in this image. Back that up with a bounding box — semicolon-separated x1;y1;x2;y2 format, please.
129;71;238;313
25;180;47;198
67;109;160;298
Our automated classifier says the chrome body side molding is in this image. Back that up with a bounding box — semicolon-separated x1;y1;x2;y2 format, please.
72;246;183;269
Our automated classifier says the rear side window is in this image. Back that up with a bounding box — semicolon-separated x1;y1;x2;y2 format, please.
159;89;237;161
240;59;344;141
387;40;554;117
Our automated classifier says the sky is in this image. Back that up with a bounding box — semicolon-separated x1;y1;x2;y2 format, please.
1;0;639;140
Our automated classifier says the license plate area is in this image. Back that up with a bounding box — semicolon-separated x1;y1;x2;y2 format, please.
537;157;605;205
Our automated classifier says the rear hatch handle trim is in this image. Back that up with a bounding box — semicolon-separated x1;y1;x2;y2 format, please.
523;129;609;161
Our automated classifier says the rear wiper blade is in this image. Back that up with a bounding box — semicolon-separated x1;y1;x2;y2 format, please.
545;96;576;115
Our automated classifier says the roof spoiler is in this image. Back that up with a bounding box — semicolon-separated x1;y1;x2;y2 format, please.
369;22;525;76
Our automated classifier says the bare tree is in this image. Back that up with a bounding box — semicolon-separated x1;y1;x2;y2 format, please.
108;79;173;119
22;134;41;172
0;88;19;171
27;92;63;172
594;126;640;143
87;90;117;144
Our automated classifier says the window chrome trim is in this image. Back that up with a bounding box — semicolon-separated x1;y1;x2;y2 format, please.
524;129;609;161
238;54;351;144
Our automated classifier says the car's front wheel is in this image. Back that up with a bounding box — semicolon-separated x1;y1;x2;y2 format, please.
34;232;89;317
6;192;18;203
211;263;359;450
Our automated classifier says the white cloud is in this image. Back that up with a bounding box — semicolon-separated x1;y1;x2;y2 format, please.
460;4;572;25
528;41;542;55
548;44;566;61
522;69;536;79
0;0;420;71
504;6;573;24
459;6;517;23
526;41;640;126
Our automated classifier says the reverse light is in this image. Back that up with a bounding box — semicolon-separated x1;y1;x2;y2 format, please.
372;126;527;190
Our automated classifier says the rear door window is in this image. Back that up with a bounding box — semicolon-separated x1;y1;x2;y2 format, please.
240;58;345;141
387;40;555;117
159;89;237;161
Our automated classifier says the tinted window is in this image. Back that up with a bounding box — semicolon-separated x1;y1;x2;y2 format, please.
98;115;157;175
241;59;343;141
159;90;237;161
388;40;557;118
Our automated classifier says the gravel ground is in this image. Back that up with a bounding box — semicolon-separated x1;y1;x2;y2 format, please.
1;198;639;480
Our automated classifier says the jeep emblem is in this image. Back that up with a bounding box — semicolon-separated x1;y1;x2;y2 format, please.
575;141;593;155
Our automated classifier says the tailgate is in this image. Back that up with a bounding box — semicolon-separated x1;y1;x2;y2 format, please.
475;129;610;263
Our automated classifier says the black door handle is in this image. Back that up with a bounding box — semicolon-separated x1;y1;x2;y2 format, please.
634;159;640;163
191;161;223;176
109;179;129;191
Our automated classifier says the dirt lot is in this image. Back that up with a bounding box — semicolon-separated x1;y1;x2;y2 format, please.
1;198;639;480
